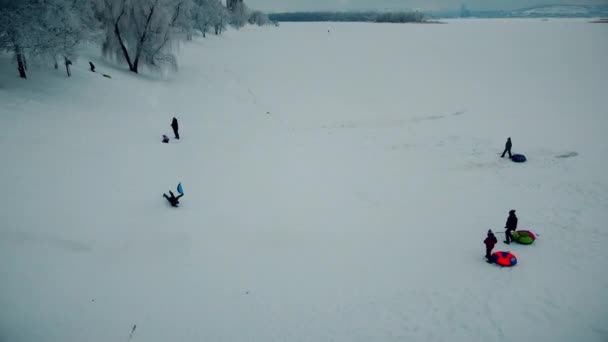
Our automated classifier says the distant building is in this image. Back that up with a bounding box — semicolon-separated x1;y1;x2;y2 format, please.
227;0;243;12
460;4;471;17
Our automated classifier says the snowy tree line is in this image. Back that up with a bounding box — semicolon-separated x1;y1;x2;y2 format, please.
268;11;425;23
0;0;270;78
375;11;424;23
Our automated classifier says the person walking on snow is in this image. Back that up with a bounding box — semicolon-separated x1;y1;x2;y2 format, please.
171;117;180;140
501;137;512;158
484;229;498;261
504;210;518;244
163;190;183;207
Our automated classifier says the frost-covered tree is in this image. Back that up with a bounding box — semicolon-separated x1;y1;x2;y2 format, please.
191;0;212;37
191;0;228;37
213;2;230;35
248;10;268;26
0;0;265;79
99;0;183;73
42;0;97;77
0;0;96;78
169;0;195;40
0;0;44;78
229;1;248;29
226;0;241;12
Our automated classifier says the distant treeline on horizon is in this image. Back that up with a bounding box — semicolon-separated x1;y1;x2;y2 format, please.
268;11;425;23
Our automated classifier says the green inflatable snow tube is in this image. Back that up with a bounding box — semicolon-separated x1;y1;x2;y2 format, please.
512;230;536;245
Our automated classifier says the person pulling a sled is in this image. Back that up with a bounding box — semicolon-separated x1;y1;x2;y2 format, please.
504;210;518;244
501;137;512;158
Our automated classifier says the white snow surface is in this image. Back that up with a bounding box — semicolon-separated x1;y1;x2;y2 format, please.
1;19;608;342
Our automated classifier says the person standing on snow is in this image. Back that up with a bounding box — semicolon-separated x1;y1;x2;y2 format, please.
484;229;498;261
171;117;180;140
504;210;518;244
501;137;512;158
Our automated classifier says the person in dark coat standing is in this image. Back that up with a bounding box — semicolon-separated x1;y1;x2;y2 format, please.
501;137;512;158
484;229;498;261
504;210;518;244
171;117;180;140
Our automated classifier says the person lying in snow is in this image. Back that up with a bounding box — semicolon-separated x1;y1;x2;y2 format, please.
163;190;183;207
484;229;498;261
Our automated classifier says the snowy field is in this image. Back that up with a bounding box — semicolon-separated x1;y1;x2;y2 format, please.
1;19;608;342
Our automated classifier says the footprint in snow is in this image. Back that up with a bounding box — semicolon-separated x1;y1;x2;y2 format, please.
555;151;578;158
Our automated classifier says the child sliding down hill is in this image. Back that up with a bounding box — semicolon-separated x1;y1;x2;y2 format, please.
163;183;184;207
163;191;183;207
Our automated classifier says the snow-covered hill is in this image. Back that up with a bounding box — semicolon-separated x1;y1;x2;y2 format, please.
1;19;608;342
433;5;608;19
512;5;608;17
521;5;589;16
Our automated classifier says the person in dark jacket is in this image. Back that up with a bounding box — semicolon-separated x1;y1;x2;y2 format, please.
171;117;180;140
501;137;512;158
504;210;518;244
484;229;498;261
163;190;183;207
162;134;169;143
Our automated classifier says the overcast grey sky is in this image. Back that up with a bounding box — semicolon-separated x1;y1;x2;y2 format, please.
245;0;607;12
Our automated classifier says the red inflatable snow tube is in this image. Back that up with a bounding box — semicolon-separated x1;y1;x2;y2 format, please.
491;251;517;267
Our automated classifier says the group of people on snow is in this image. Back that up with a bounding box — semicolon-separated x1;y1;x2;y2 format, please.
484;209;519;262
162;117;183;207
160;129;524;254
162;117;180;144
484;137;520;262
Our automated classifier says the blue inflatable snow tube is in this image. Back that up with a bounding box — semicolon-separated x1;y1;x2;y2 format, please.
511;154;526;163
